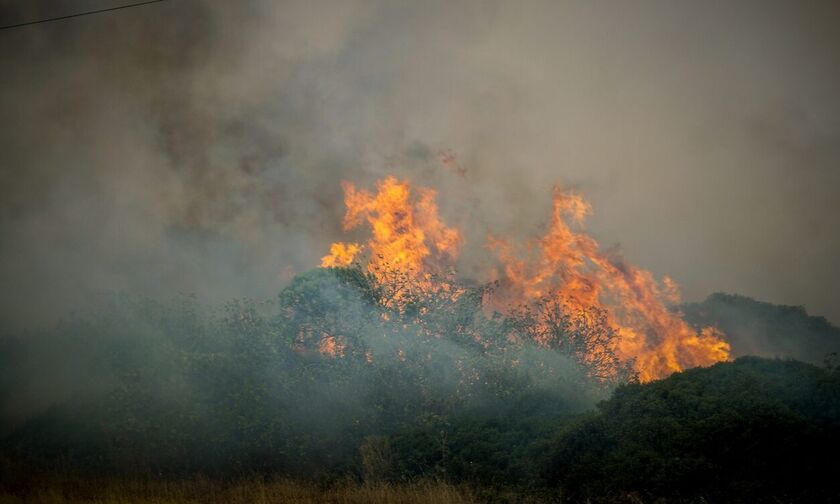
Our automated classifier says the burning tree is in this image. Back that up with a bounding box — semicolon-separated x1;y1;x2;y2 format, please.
508;295;636;382
321;175;730;382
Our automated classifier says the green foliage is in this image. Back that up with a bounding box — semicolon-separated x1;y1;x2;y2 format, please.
0;266;610;480
546;357;840;503
3;272;839;503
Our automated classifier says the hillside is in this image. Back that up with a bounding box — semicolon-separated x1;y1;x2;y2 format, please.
1;271;839;502
682;293;840;365
547;356;840;502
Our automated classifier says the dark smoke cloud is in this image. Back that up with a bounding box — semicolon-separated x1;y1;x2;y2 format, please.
1;0;839;329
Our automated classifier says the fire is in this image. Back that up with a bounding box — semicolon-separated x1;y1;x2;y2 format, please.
321;176;730;381
318;334;345;357
321;176;461;281
320;242;361;268
489;186;729;381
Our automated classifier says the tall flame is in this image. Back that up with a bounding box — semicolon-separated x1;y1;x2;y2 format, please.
489;186;730;381
321;176;729;381
321;176;461;279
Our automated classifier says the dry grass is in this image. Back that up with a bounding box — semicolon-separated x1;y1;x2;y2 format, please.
0;477;477;504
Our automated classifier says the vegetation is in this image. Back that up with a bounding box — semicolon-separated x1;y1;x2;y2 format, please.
682;292;840;364
546;357;840;503
0;477;475;504
0;266;613;479
1;268;839;502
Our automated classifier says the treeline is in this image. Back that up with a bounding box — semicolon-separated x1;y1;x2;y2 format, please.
0;267;613;479
1;268;839;503
682;292;840;365
547;357;840;502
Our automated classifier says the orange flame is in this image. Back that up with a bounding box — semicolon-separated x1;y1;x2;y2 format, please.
489;186;729;381
320;242;361;268
322;176;461;281
321;177;729;380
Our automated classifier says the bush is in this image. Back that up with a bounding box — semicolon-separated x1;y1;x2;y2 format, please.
546;357;840;503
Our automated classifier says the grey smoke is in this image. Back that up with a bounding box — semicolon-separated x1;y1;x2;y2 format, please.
1;0;839;330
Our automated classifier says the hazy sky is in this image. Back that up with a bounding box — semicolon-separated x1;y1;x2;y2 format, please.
1;0;838;328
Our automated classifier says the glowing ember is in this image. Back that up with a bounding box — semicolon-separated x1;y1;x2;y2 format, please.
319;334;345;357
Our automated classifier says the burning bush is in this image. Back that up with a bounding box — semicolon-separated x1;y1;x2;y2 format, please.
322;176;730;381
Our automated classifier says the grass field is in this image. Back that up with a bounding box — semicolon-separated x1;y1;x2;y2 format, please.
0;477;479;504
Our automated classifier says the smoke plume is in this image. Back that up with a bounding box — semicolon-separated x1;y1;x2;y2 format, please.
1;0;839;330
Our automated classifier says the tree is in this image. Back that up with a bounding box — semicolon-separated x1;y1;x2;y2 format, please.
509;294;635;383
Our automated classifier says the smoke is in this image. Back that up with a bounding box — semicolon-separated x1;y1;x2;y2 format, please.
1;0;839;330
0;271;603;469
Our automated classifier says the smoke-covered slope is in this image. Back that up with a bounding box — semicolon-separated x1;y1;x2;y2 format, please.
681;293;840;365
3;273;840;502
0;267;609;477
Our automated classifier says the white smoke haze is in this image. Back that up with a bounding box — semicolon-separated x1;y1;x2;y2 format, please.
1;0;839;330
